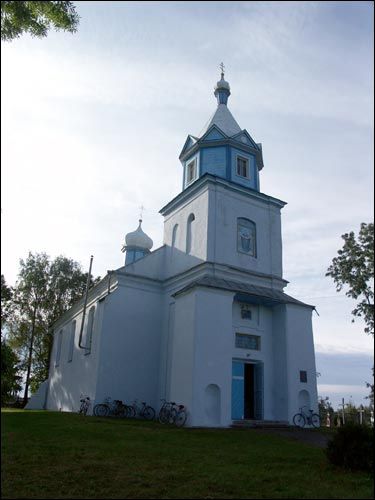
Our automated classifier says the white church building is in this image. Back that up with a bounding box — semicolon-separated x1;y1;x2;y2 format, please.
27;71;319;427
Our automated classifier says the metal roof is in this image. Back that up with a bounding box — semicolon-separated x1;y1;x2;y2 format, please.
172;275;314;308
198;104;242;138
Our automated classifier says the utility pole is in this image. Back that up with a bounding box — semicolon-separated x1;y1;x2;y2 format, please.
339;397;345;425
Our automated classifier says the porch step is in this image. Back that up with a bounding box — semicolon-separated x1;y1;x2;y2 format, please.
231;419;290;429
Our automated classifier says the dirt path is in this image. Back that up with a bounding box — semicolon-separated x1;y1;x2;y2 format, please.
253;427;332;448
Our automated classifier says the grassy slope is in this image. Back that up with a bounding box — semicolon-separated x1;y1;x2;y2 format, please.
1;409;373;499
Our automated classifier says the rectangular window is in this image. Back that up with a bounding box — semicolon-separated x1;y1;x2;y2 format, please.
236;156;249;178
300;370;307;383
55;330;63;366
68;321;75;362
235;333;260;350
186;159;197;184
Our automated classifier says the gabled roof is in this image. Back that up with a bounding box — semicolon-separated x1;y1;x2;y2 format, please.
231;130;260;150
198;104;242;138
179;135;199;157
199;124;228;142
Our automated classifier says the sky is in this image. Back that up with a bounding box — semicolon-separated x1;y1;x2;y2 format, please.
1;1;374;409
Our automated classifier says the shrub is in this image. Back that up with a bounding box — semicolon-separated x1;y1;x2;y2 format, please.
326;423;373;472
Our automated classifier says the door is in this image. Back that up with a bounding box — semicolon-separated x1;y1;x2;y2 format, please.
254;363;264;420
231;361;244;420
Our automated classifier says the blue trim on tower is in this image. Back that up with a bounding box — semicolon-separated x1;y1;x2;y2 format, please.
226;145;231;181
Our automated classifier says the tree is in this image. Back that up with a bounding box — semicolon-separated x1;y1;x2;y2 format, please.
365;366;374;410
326;222;374;336
318;396;334;426
1;274;13;333
7;252;100;403
1;1;79;42
1;340;22;404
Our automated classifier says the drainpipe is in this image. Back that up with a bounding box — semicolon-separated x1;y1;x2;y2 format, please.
78;255;93;350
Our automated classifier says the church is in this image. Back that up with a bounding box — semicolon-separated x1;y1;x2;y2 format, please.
27;69;319;427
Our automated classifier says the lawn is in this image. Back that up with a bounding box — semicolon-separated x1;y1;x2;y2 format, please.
1;409;373;499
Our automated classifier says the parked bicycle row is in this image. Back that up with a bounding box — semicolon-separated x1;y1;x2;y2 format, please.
93;397;155;420
79;396;187;427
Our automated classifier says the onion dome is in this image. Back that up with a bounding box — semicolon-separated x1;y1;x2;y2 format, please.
124;219;153;251
214;67;231;105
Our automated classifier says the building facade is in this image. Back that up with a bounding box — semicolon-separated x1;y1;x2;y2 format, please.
27;71;319;427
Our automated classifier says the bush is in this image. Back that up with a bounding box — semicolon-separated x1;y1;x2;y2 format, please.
326;423;373;472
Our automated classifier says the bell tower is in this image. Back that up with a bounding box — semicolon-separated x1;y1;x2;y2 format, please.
160;67;286;283
179;65;264;193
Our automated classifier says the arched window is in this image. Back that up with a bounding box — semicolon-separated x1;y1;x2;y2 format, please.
55;329;63;366
237;218;256;257
68;320;76;362
85;307;95;355
186;214;195;254
172;224;178;249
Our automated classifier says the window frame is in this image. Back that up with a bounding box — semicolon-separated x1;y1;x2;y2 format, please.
186;213;195;254
84;307;95;356
55;329;63;367
236;155;250;179
186;158;197;185
68;320;76;362
237;217;257;257
235;333;261;351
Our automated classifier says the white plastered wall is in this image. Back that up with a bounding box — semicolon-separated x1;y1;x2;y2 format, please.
94;280;163;412
284;304;318;422
46;297;105;413
207;184;283;277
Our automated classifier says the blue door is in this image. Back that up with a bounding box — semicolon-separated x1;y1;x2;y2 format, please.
254;363;264;420
231;361;244;419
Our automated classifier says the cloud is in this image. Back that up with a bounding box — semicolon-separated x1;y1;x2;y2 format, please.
1;2;373;364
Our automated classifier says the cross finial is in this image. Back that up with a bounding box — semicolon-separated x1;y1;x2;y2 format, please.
139;204;145;221
219;62;225;76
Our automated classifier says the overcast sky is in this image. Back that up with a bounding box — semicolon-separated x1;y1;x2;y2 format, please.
1;1;374;409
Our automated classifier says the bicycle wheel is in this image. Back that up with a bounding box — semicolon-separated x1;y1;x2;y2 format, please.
168;408;177;424
293;413;306;428
311;413;320;428
127;406;136;418
158;408;168;424
94;404;110;417
143;406;155;420
174;410;187;427
118;405;127;418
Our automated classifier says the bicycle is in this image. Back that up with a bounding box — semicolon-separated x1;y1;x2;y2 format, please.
158;399;174;424
169;402;187;427
93;397;129;418
293;406;320;428
78;395;91;416
129;399;155;420
158;399;187;427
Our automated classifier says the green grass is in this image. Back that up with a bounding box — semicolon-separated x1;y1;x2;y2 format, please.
1;409;373;499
